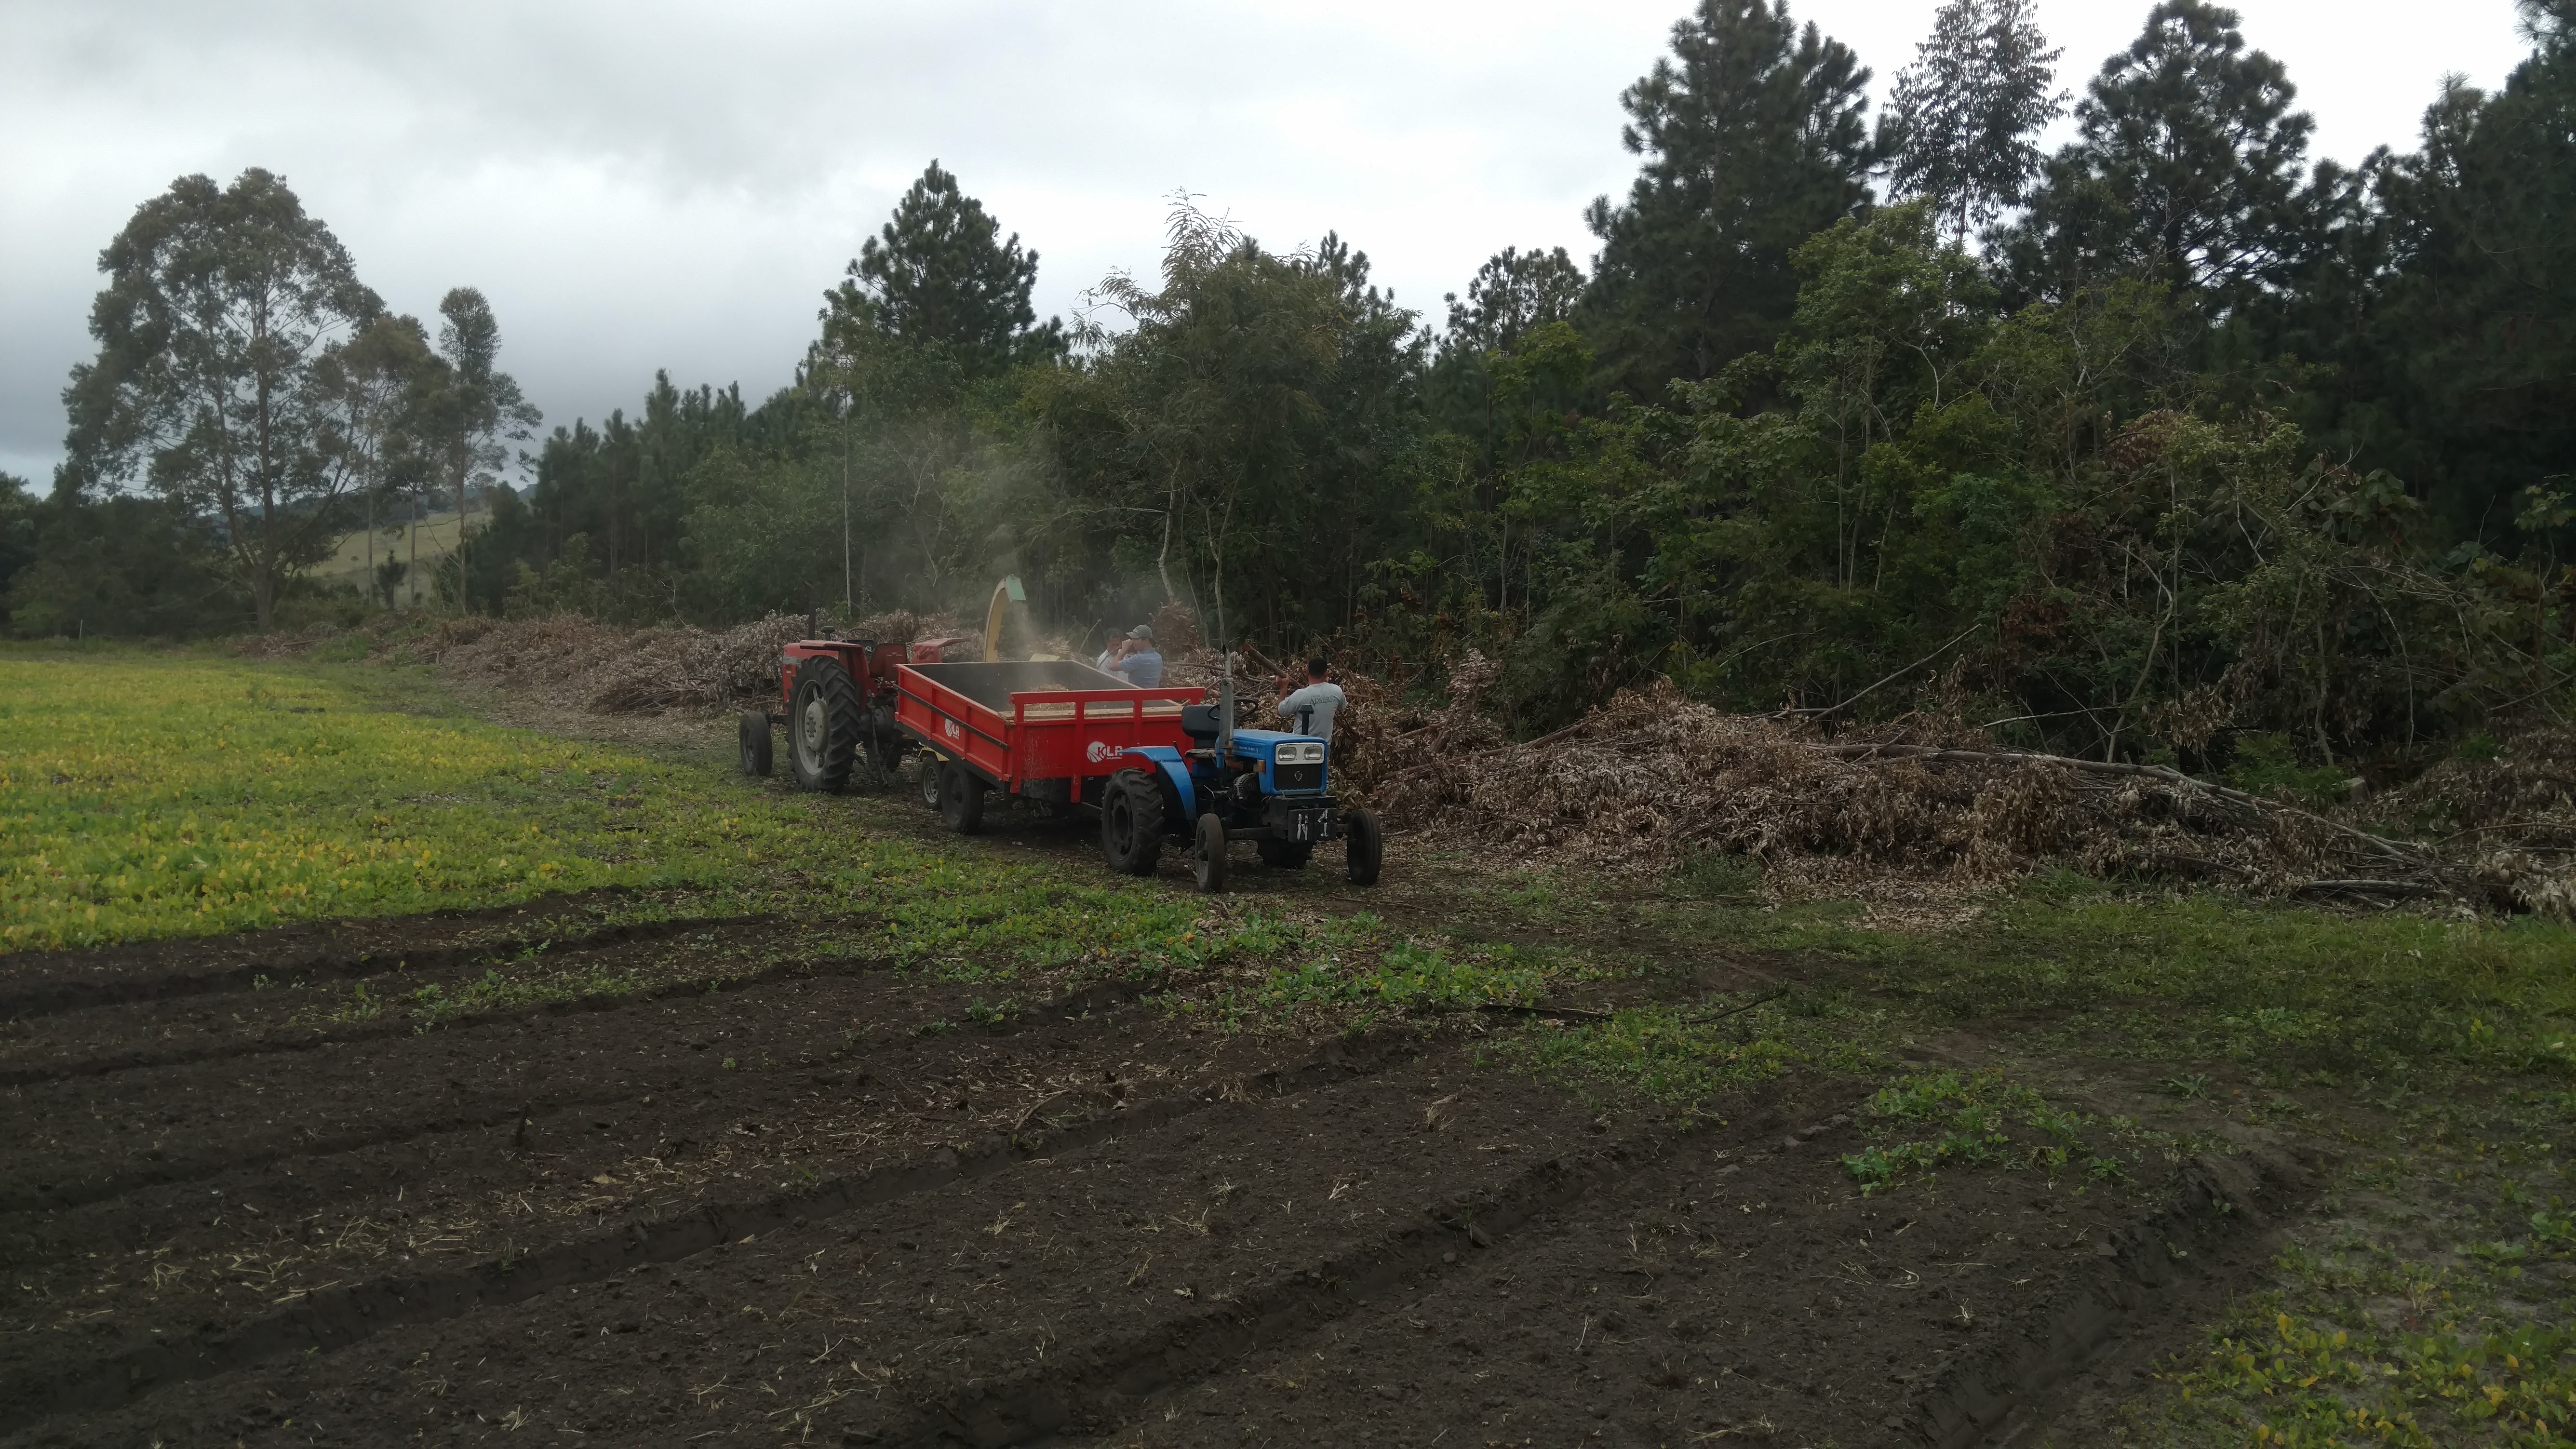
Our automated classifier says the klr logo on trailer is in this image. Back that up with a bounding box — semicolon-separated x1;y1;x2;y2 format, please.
943;719;962;741
1085;739;1114;764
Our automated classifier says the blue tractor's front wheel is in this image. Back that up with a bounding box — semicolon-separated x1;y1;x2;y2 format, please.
1343;808;1383;886
1192;812;1230;894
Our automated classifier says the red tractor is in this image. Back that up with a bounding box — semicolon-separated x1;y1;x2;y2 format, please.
735;622;982;793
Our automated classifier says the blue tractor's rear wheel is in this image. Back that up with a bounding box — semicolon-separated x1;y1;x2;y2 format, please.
1100;768;1164;876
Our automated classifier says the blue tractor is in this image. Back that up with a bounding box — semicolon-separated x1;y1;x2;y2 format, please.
1095;681;1382;893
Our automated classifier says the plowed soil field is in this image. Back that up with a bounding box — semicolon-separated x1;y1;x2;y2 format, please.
0;878;2309;1449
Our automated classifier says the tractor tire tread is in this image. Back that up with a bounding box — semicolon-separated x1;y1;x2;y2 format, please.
788;657;863;794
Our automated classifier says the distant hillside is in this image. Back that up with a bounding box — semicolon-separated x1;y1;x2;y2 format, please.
319;502;491;604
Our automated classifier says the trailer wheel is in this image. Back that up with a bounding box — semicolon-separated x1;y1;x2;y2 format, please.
1257;838;1313;870
737;710;773;778
939;762;987;835
787;657;863;793
1343;808;1383;887
914;751;943;810
1100;768;1164;876
1192;812;1230;894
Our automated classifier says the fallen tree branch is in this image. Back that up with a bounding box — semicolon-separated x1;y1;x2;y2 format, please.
2291;879;2455;899
1785;625;1982;724
1680;987;1790;1023
1476;1002;1614;1021
1816;742;2427;869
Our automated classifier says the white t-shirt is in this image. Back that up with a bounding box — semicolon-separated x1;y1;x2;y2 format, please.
1276;681;1346;745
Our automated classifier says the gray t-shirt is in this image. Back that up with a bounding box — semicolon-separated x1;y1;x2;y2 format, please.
1276;681;1345;745
1112;648;1163;687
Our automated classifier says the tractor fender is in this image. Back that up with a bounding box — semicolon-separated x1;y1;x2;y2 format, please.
1116;746;1197;823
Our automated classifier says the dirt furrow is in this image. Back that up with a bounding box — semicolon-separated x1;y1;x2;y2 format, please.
0;892;695;1019
0;938;860;1090
0;1021;1440;1441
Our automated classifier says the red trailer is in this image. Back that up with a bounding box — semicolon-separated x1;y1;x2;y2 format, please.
890;660;1206;832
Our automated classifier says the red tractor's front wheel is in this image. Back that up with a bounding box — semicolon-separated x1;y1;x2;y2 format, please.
787;657;864;794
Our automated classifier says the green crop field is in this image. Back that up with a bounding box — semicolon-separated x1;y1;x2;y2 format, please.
0;648;805;950
0;647;1579;1016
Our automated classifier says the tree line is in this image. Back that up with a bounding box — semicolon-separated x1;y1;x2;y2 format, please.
8;0;2571;777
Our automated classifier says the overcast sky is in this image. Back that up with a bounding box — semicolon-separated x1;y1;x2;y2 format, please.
0;0;2538;487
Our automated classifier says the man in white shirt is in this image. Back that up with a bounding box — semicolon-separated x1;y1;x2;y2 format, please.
1275;657;1345;746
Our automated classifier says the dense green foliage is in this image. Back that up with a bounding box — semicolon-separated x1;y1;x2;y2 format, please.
15;0;2572;779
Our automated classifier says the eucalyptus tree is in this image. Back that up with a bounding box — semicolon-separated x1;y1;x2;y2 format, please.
1885;0;2067;244
60;168;381;628
423;286;540;536
309;313;436;609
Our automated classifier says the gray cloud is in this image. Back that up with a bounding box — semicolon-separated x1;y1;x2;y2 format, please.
0;0;2531;485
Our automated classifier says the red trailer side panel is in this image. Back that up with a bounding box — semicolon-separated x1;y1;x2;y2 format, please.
892;662;1201;791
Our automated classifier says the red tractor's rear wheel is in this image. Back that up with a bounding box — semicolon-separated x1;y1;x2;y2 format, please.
787;657;864;793
738;710;773;777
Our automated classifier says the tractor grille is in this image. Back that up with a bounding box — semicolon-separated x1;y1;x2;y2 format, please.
1272;763;1324;793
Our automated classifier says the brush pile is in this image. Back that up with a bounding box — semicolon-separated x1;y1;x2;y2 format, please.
1348;671;2576;918
406;612;811;717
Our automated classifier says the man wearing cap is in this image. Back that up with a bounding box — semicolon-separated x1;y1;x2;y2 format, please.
1094;625;1164;687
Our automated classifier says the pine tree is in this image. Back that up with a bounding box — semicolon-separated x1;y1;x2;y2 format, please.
2000;0;2319;308
2342;7;2576;535
1885;0;2066;244
1442;246;1585;358
819;161;1062;383
1580;0;1885;397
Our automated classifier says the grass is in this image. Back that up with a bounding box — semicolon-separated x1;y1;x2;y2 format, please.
1499;988;1893;1115
1;649;792;948
0;647;1607;1040
2123;1086;2576;1447
1839;1067;2136;1194
1418;853;2576;1443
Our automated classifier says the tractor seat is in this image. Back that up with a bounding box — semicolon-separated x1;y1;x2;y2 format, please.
1181;703;1222;741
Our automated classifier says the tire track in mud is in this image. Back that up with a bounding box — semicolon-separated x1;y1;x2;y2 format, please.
2;964;874;1212
880;1128;1683;1448
0;941;881;1091
0;909;762;1020
0;1022;1431;1437
1892;1146;2314;1447
1;964;1160;1214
